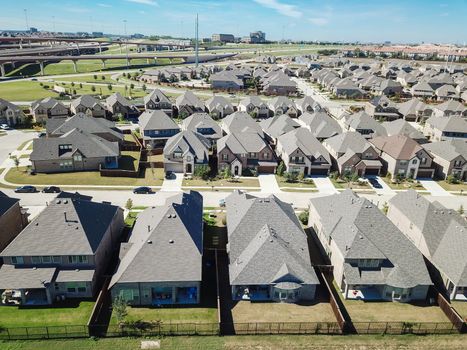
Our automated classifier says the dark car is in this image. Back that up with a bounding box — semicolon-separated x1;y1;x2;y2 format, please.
14;185;37;193
133;186;152;194
165;171;174;180
42;186;61;193
368;178;382;189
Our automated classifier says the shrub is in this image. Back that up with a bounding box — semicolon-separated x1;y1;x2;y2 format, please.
298;209;309;225
276;161;285;176
194;165;211;180
446;174;460;184
330;171;339;180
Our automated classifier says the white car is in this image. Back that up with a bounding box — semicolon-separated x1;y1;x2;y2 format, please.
0;124;10;130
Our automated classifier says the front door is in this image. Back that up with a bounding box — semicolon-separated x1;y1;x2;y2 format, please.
234;166;239;176
186;163;192;173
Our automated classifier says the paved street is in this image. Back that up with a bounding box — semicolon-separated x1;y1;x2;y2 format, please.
0;130;34;168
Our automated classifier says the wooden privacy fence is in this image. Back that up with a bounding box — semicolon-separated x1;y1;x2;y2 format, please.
436;292;467;333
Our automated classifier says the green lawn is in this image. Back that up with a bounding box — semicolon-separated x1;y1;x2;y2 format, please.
0;300;94;328
437;181;467;192
2;334;467;350
110;306;218;325
119;151;141;171
17;140;33;151
5;167;164;187
275;175;316;189
331;178;371;190
381;177;426;191
53;73;114;83
183;177;260;188
0;81;58;101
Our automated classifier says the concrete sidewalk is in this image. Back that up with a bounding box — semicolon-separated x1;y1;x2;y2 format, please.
418;179;452;197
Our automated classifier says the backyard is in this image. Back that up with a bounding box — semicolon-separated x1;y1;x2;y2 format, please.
451;302;467;321
5;166;164;187
0;300;94;328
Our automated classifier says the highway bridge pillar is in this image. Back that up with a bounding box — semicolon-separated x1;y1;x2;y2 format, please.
119;44;123;54
0;64;5;77
37;61;44;76
75;43;80;55
98;43;102;53
19;40;23;50
101;59;106;69
72;60;78;73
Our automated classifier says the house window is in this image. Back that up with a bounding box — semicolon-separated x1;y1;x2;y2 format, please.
263;153;269;159
358;259;380;268
399;160;408;166
186;156;192;162
11;256;24;265
421;158;427;165
222;154;228;161
41;256;52;263
52;256;62;263
73;155;82;162
249;152;257;158
454;160;461;167
31;256;41;264
68;255;88;264
66;282;87;294
398;169;405;175
412;159;418;164
60;161;73;169
173;151;182;159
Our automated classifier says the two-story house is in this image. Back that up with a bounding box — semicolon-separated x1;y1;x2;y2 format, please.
180;113;223;146
138;110;180;148
0;98;26;126
237;96;270;118
0;196;124;305
31;97;69;123
175;91;206;118
344;111;387;139
0;192;28;261
70;95;106;118
423;116;467;142
105;92;139;119
205;96;235;119
276;128;331;176
144;89;173;116
423;139;467;180
299;112;342;141
365;95;401;121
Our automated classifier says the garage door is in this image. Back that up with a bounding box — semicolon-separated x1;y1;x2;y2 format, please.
310;168;329;175
164;163;184;173
417;169;434;178
257;166;276;174
365;168;380;176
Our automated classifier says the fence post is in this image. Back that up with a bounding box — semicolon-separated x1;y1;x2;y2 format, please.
6;327;10;341
255;322;258;335
299;322;302;334
25;327;29;340
46;326;49;339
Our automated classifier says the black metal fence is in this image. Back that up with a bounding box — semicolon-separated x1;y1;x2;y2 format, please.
0;325;90;340
352;322;459;335
229;322;342;335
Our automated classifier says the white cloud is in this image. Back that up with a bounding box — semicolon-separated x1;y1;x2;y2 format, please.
98;3;112;7
126;0;158;6
308;17;328;26
253;0;301;18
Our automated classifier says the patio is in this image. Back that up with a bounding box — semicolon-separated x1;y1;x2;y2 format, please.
345;287;382;301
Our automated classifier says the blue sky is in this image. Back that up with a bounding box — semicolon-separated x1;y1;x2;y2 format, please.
1;0;466;43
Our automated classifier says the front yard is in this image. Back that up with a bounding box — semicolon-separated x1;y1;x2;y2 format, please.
275;175;316;189
0;300;94;328
5;166;164;187
381;177;426;191
437;181;467;193
182;177;260;189
330;178;371;190
231;300;336;323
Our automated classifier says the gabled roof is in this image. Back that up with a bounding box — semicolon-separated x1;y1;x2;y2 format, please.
299;112;342;139
423;139;467;162
144;89;172;105
31;97;67;111
181;112;222;138
238;96;268;109
164;130;210;161
0;197;121;257
205;96;234;111
221;111;264;137
138;110;180;131
344;111;387;137
217;132;269;154
278;128;331;164
382;119;426;140
370;135;425;160
324;131;374;155
226;191;319;286
110;192;203;286
397;98;429;116
260;114;300;139
71;95;104;109
0;98;22;112
106;92;134;107
175;91;205;110
426;116;467;133
310;190;432;288
0;192;19;217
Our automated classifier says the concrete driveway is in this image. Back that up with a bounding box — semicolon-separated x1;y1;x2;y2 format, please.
367;176;395;195
418;179;452;196
258;174;280;194
312;176;338;194
160;173;183;192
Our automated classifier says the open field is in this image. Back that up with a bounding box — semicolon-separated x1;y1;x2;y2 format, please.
0;81;58;101
3;334;467;350
0;300;94;327
5;167;164;187
231;300;336;323
342;299;449;323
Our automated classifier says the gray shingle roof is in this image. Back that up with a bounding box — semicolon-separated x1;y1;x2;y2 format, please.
299;112;342;139
0;193;19;217
71;95;104;110
389;190;467;286
0;197;121;256
163;130;210;161
382;119;426;140
181;113;222;139
226;191;319;286
309;190;432;288
175;91;205;110
324;131;374;155
221;111;264;137
217;132;269;154
0;265;56;289
426;116;467;133
55;269;94;283
138;110;180;131
423;139;467;162
260;114;300;139
109;191;203;286
344;111;387;137
278;128;331;164
144;89;172;105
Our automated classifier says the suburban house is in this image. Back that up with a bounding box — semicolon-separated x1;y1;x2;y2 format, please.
431;100;467;118
109;192;203;306
217;132;277;175
382;119;427;143
373;79;403;96
0;196;124;305
259;114;300;144
105;93;139;119
175;91;206;118
423;139;467;180
295;96;322;115
210;70;244;90
323;132;382;176
31;97;69;123
435;85;460;101
144;89;173;116
344;111;387;139
30;129;121;173
220;111;264;137
365;95;401;121
308;190;432;302
411;81;434;99
205;96;235;119
370;135;434;179
163;130;210;174
237;96;270;118
45;113;124;143
180;113;223;146
299;111;342;141
0;192;28;259
70;95;106;118
267;96;298;118
397;98;433;122
388;190;467;301
276;128;332;176
423;116;467;142
0;98;26;126
226;191;319;302
138;110;180;148
261;71;297;95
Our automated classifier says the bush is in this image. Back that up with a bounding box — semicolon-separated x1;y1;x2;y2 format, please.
276;161;285;176
330;171;339;180
194;165;211;180
284;171;298;183
446;174;460;184
298;209;309;225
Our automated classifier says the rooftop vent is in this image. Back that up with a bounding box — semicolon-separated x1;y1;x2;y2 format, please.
32;267;37;270
56;200;61;204
169;239;174;244
63;200;68;204
147;225;151;232
172;213;177;218
75;269;80;272
147;240;152;244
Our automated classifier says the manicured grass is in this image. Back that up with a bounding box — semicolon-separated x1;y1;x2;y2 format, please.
0;300;94;327
182;177;260;188
119;151;141;171
53;73;114;83
437;181;467;192
232;301;336;323
0;81;58;101
123;134;138;145
17;140;33;151
110;306;218;325
5;167;164;187
381;177;426;191
275;175;316;188
331;178;371;190
3;334;467;350
341;299;449;323
451;301;467;320
56;82;146;99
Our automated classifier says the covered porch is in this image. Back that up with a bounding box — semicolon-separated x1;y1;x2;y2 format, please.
151;286;199;306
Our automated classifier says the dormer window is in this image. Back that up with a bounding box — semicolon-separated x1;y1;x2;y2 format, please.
74;154;82;162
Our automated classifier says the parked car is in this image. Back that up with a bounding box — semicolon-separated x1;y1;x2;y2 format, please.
133;186;153;194
165;171;174;180
14;185;37;193
0;124;10;130
368;177;382;189
42;186;61;193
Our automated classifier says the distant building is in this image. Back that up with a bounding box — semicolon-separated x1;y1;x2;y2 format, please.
212;33;235;43
92;32;104;38
250;31;266;43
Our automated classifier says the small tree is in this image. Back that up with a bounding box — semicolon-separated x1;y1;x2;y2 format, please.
93;74;98;80
112;296;128;326
101;75;106;80
11;155;20;168
350;172;359;183
107;84;113;91
284;171;298;183
222;167;232;180
458;205;464;216
298;209;309;226
91;85;96;92
297;172;305;183
142;84;147;92
276;161;285;177
79;83;83;89
130;83;135;89
71;82;75;87
194;165;211;180
330;171;339;180
125;198;133;211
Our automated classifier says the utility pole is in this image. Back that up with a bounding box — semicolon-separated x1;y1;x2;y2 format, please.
195;14;199;68
23;9;29;32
